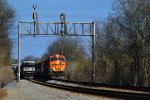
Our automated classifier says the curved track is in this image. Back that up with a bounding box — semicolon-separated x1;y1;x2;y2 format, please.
28;79;150;100
53;78;150;92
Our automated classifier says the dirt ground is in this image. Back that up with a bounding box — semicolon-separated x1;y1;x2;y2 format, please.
0;89;8;100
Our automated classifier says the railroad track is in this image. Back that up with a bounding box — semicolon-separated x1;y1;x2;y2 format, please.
28;79;150;100
53;78;150;92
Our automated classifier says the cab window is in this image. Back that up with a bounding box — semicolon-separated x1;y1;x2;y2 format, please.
51;58;57;61
21;63;35;67
58;58;65;61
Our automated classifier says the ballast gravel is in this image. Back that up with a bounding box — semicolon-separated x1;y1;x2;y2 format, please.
3;80;118;100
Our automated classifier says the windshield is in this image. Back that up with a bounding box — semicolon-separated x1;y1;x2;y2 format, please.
21;63;36;67
58;58;65;61
50;58;57;61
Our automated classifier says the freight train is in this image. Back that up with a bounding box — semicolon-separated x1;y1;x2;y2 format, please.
36;54;67;79
20;61;36;79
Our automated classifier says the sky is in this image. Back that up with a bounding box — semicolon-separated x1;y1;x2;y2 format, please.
7;0;113;59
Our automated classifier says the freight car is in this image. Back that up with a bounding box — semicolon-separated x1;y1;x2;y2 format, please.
20;61;36;79
36;54;67;78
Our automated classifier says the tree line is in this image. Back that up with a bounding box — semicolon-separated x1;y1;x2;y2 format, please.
0;0;15;87
22;0;150;87
95;0;150;87
0;0;15;65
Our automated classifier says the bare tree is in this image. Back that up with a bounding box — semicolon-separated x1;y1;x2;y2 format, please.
46;37;85;61
0;0;15;65
0;0;15;86
112;0;150;86
95;0;150;86
22;55;41;63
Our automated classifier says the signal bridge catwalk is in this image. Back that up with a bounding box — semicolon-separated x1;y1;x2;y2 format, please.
19;21;95;37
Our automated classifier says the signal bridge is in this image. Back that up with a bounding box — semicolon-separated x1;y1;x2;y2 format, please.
20;21;95;37
17;4;96;83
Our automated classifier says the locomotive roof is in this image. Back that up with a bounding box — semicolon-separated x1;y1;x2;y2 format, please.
23;61;35;63
50;54;65;58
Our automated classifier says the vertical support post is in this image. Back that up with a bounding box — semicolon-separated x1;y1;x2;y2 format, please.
92;22;96;82
64;16;67;35
17;20;21;82
60;20;63;35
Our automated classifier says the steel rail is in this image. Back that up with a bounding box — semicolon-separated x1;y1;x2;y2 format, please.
52;78;150;92
28;79;150;100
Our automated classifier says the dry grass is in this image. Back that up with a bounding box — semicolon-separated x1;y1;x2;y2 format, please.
0;66;14;100
0;89;8;100
0;66;15;87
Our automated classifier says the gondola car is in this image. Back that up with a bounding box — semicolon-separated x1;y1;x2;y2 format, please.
20;61;36;79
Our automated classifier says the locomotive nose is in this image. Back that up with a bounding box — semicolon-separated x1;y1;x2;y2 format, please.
57;61;59;64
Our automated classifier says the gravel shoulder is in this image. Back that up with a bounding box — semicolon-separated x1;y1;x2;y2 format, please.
2;80;118;100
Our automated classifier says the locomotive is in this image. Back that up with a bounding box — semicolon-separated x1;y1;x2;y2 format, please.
36;54;67;78
20;61;36;79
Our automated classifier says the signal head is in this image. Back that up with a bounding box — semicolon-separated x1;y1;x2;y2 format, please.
60;13;65;21
33;4;37;10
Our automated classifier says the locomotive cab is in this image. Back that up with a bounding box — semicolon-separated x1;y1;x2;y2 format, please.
50;54;66;72
20;61;36;79
48;54;67;77
36;54;67;78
